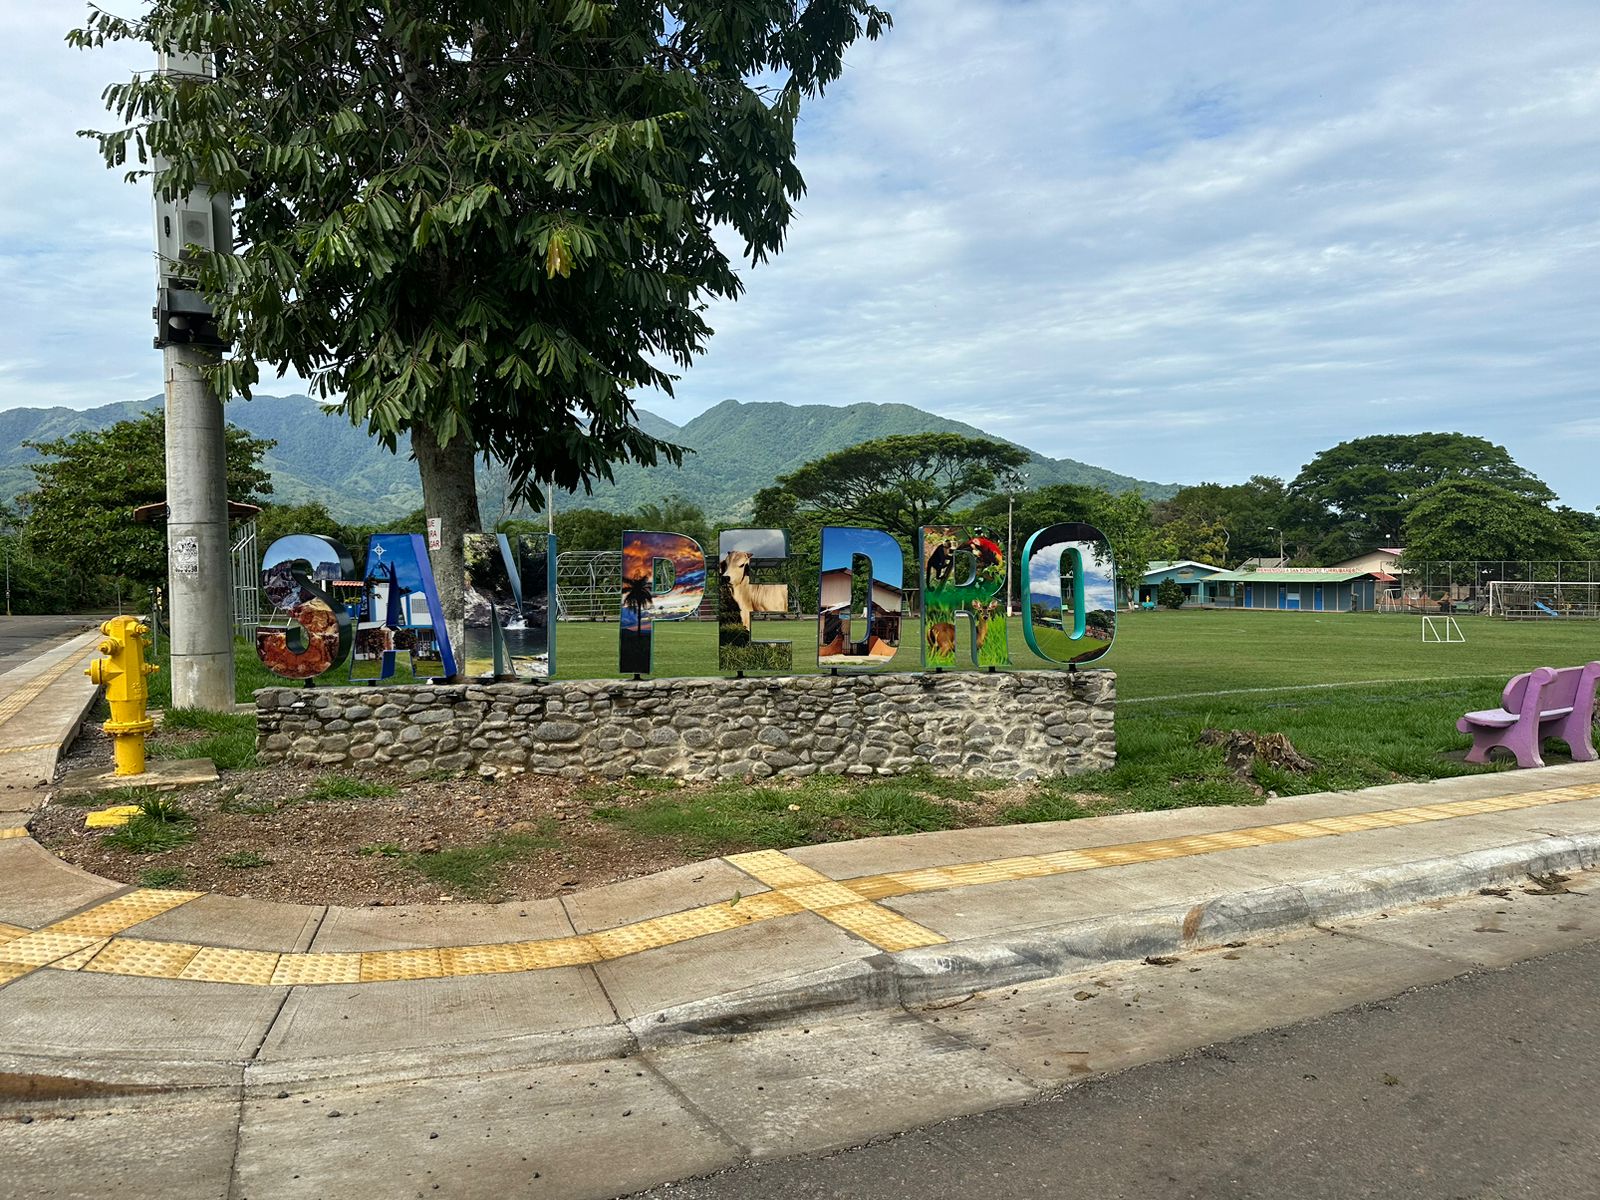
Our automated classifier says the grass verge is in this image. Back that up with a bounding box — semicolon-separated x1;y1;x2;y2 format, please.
408;828;560;895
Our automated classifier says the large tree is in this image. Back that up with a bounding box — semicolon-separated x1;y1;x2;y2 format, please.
964;482;1155;607
24;411;273;594
766;433;1029;552
1291;433;1554;544
1401;479;1570;565
1151;476;1325;565
73;0;890;651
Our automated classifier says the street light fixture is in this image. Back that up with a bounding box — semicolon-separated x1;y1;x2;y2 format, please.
1266;526;1285;566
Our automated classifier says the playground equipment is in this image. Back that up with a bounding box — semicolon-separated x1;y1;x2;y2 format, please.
85;616;159;776
1487;580;1600;619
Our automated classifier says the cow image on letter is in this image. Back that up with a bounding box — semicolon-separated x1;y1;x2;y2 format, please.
718;529;792;673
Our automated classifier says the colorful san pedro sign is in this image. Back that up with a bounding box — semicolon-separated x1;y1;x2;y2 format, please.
254;523;1116;683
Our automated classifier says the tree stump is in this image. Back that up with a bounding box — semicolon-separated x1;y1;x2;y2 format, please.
1198;728;1316;786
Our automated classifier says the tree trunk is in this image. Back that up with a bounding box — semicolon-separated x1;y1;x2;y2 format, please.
413;419;482;680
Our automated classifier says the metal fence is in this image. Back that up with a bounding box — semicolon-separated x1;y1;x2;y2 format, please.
1377;561;1600;613
230;519;260;639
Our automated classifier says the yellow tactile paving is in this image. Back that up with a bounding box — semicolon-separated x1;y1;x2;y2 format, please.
589;907;747;959
0;741;57;757
724;849;838;887
46;939;110;971
439;941;542;977
520;938;605;970
359;947;446;983
0;644;97;729
0;827;28;841
269;952;362;986
84;806;141;829
726;849;951;952
0;930;105;968
179;946;283;986
0;777;1597;991
817;902;947;953
50;889;203;938
81;937;201;979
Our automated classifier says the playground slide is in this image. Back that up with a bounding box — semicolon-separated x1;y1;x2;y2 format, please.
1535;600;1561;618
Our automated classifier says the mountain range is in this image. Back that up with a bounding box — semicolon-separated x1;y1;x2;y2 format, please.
0;394;1177;523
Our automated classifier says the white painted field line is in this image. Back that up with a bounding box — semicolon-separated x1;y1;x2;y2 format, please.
1123;673;1508;706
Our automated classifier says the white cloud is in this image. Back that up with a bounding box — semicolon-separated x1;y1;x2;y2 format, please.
3;1;1597;507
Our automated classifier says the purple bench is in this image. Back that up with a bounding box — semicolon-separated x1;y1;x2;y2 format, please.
1457;662;1600;769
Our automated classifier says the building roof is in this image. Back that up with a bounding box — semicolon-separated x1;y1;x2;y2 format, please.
1207;569;1377;584
1141;560;1224;578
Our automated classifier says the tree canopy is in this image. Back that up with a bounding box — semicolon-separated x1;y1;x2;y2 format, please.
766;433;1029;551
73;0;890;653
24;411;273;593
1401;480;1569;564
1291;433;1555;544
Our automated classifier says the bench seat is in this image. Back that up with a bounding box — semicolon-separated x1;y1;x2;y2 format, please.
1460;706;1573;729
1456;663;1599;769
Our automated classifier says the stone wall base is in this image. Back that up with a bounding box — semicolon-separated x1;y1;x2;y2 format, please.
256;670;1115;783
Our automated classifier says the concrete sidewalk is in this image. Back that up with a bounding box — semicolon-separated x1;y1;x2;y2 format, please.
0;626;100;796
3;749;1600;1089
5;632;1600;1195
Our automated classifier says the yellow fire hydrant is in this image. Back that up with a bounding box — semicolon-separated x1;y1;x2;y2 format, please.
85;616;159;777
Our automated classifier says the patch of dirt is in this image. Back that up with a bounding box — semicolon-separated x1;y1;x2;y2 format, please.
37;721;1079;907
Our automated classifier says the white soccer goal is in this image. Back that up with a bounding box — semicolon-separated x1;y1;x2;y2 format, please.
1487;580;1600;620
1421;616;1465;643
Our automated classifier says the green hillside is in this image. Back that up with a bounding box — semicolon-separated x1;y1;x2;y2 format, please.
1;394;1177;524
503;398;1177;519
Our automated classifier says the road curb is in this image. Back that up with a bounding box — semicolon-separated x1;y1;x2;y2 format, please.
3;832;1598;1096
633;832;1600;1048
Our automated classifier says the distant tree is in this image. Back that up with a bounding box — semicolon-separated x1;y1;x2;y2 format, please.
1156;578;1186;610
1153;476;1328;565
0;502;79;614
1554;506;1600;560
256;501;346;555
1092;490;1159;608
74;0;891;658
1401;480;1568;564
534;509;629;555
963;481;1154;607
775;434;1029;552
631;496;714;553
24;411;272;595
963;482;1108;539
1292;434;1554;544
1151;517;1229;568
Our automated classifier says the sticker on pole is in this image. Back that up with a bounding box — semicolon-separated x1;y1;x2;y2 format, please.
172;536;200;575
427;518;442;552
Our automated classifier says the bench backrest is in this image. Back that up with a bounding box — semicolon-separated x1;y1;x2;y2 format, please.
1502;662;1600;713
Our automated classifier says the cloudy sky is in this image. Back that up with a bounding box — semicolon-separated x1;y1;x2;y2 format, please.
3;2;1597;506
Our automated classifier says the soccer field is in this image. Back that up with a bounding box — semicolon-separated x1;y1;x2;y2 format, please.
551;609;1598;702
548;609;1598;813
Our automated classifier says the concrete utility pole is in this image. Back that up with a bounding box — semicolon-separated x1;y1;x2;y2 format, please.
153;46;235;711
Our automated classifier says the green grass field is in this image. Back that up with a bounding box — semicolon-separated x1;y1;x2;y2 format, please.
151;612;1598;836
550;610;1599;814
550;609;1595;700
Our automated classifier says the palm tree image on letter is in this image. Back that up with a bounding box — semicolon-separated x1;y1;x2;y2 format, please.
619;531;707;674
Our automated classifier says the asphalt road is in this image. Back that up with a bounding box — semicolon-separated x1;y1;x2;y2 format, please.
638;939;1600;1200
0;614;99;678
